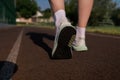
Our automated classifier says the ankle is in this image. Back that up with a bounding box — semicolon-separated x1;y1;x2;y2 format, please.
54;10;67;28
75;27;86;41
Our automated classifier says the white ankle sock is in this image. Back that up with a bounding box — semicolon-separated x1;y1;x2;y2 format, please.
54;10;67;28
75;27;86;41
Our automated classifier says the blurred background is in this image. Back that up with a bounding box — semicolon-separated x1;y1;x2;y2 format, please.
0;0;120;34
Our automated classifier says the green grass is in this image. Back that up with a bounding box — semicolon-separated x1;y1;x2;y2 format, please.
87;26;120;35
17;22;55;29
17;22;120;35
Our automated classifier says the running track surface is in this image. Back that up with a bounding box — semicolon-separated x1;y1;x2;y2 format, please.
0;26;120;80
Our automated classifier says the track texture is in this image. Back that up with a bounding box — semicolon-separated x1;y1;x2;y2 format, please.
0;27;120;80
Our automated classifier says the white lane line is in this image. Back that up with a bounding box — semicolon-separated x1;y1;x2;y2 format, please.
0;28;24;80
87;33;120;39
6;28;23;63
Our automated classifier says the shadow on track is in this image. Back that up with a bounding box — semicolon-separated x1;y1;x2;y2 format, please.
0;61;18;80
26;32;54;59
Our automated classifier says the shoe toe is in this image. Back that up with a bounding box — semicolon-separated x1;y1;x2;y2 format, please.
73;45;88;51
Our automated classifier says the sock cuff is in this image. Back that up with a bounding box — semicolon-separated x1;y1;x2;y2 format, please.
76;26;86;38
55;10;66;16
54;9;67;28
77;26;86;30
54;10;66;20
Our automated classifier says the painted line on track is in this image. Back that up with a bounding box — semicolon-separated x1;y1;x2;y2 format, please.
0;28;24;80
6;28;23;63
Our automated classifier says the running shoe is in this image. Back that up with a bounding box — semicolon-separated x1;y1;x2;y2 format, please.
52;21;76;59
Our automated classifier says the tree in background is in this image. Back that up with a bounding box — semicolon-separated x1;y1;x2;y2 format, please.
65;0;78;25
65;0;118;26
16;0;38;19
42;8;51;19
89;0;116;26
111;8;120;26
